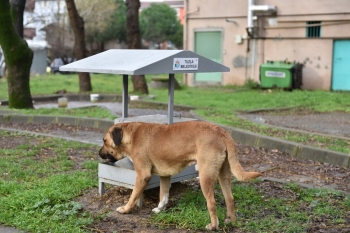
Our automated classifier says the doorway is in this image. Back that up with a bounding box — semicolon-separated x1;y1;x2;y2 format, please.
194;31;223;83
332;40;350;91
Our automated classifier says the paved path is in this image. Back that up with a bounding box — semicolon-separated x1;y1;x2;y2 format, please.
34;101;193;118
0;226;22;233
240;112;350;139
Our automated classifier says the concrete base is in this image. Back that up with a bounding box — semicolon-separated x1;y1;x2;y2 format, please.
114;114;197;124
98;160;198;207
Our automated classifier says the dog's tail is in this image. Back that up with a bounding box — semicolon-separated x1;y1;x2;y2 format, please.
226;140;262;181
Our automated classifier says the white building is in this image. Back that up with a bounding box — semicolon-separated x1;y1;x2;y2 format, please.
24;0;67;41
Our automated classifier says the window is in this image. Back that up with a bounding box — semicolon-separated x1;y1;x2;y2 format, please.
306;21;321;38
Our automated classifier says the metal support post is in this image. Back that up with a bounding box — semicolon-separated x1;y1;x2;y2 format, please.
168;74;175;124
99;181;105;195
122;74;128;119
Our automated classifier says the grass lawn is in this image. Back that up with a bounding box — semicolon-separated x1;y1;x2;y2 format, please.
0;131;99;232
1;73;349;113
0;131;349;232
0;75;349;232
1;73;349;153
150;181;350;232
0;73;348;113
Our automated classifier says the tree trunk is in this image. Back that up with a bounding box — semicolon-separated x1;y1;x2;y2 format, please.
10;0;24;38
65;0;92;92
125;0;148;94
0;0;33;109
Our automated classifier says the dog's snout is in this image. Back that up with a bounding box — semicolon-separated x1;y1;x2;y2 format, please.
99;147;107;159
99;146;117;163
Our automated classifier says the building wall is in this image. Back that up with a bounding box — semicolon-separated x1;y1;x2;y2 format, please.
263;39;333;90
184;0;350;90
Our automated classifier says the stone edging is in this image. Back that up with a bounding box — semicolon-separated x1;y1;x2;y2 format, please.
0;114;114;131
1;112;349;169
0;94;120;106
190;111;350;169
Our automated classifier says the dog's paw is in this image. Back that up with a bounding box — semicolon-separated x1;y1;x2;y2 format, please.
205;218;219;231
205;224;218;231
152;194;168;214
116;206;129;214
224;215;236;225
224;218;232;225
152;207;162;213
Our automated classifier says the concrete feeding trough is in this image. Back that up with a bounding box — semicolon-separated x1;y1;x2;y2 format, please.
60;49;230;205
98;161;198;206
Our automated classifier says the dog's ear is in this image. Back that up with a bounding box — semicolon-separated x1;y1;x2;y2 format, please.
111;127;123;146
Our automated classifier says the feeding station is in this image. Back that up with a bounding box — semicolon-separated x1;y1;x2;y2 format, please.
60;49;230;206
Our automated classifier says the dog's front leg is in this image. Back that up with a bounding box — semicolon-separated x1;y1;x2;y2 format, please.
117;171;152;214
152;176;171;213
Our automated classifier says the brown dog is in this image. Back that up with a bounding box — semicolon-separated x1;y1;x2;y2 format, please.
99;121;262;230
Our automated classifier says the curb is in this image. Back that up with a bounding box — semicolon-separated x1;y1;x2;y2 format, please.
260;177;350;196
0;114;114;132
1;113;349;169
226;126;350;168
0;94;120;106
0;127;102;146
191;112;350;169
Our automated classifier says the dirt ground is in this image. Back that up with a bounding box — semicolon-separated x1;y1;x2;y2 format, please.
1;120;350;232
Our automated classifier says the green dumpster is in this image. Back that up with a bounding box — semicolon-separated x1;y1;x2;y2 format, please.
260;61;303;89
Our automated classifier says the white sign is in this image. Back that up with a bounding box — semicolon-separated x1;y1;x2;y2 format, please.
173;58;198;70
265;71;286;78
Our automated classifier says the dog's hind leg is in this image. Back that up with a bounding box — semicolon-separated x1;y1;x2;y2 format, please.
218;158;236;225
152;176;171;213
117;169;152;214
198;167;219;230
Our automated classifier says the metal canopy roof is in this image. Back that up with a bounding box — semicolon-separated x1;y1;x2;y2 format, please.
59;49;230;75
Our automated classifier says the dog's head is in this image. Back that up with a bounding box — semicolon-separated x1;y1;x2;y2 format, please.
99;126;124;163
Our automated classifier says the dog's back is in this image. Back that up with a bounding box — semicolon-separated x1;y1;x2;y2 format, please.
123;121;261;180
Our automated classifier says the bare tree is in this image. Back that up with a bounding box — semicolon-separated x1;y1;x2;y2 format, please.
65;0;92;92
0;0;33;109
25;0;73;58
46;0;74;59
125;0;148;94
76;0;117;54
